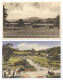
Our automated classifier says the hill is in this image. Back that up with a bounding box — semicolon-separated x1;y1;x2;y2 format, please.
23;17;43;23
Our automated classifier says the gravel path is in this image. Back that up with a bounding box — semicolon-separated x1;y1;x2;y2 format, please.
20;58;60;78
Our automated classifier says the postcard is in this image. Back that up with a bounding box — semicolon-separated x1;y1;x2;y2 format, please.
3;2;61;38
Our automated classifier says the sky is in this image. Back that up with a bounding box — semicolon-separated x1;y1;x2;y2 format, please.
3;2;60;21
2;41;60;51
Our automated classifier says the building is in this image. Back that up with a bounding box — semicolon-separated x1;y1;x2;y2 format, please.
32;23;54;29
24;23;31;27
5;22;17;27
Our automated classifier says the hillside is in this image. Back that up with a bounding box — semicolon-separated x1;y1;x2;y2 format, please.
23;17;43;23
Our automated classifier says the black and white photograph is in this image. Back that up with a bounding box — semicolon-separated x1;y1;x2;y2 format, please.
3;2;60;38
2;41;61;78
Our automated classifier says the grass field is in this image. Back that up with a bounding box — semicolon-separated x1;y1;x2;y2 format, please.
3;27;60;38
29;56;49;67
8;56;22;65
29;56;60;69
14;51;31;55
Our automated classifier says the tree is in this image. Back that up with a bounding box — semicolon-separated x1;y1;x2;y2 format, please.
2;43;13;61
31;48;36;55
17;19;24;27
3;5;8;26
54;15;60;29
4;43;13;48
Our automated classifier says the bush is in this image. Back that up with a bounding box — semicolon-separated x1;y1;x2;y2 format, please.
18;65;25;71
14;61;21;66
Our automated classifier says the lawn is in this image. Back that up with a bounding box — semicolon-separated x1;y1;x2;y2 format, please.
14;51;31;55
29;56;49;67
8;56;22;65
3;27;60;38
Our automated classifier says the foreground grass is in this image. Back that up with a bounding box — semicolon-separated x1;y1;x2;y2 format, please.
3;27;60;38
47;73;60;78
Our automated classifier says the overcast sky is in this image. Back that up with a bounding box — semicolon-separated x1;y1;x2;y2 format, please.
3;2;60;21
3;41;60;51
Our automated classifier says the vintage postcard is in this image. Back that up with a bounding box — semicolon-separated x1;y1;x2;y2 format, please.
3;2;61;38
2;41;61;78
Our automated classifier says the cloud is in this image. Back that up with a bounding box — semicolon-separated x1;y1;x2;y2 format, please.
5;2;60;21
16;43;51;51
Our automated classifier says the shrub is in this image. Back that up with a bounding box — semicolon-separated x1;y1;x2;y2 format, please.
14;61;21;66
19;65;25;71
47;74;60;78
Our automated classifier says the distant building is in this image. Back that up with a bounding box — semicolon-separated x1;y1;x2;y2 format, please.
32;23;54;29
24;23;31;27
5;22;17;27
8;22;17;27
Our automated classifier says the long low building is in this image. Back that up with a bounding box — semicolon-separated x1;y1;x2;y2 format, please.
32;23;54;29
5;22;55;29
5;22;17;27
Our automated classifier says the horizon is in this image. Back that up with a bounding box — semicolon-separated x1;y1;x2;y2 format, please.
6;15;59;22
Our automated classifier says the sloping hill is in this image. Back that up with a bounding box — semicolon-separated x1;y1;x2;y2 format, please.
24;17;43;23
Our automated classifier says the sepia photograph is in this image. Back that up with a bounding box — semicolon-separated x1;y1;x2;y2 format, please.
3;2;60;38
2;41;60;78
